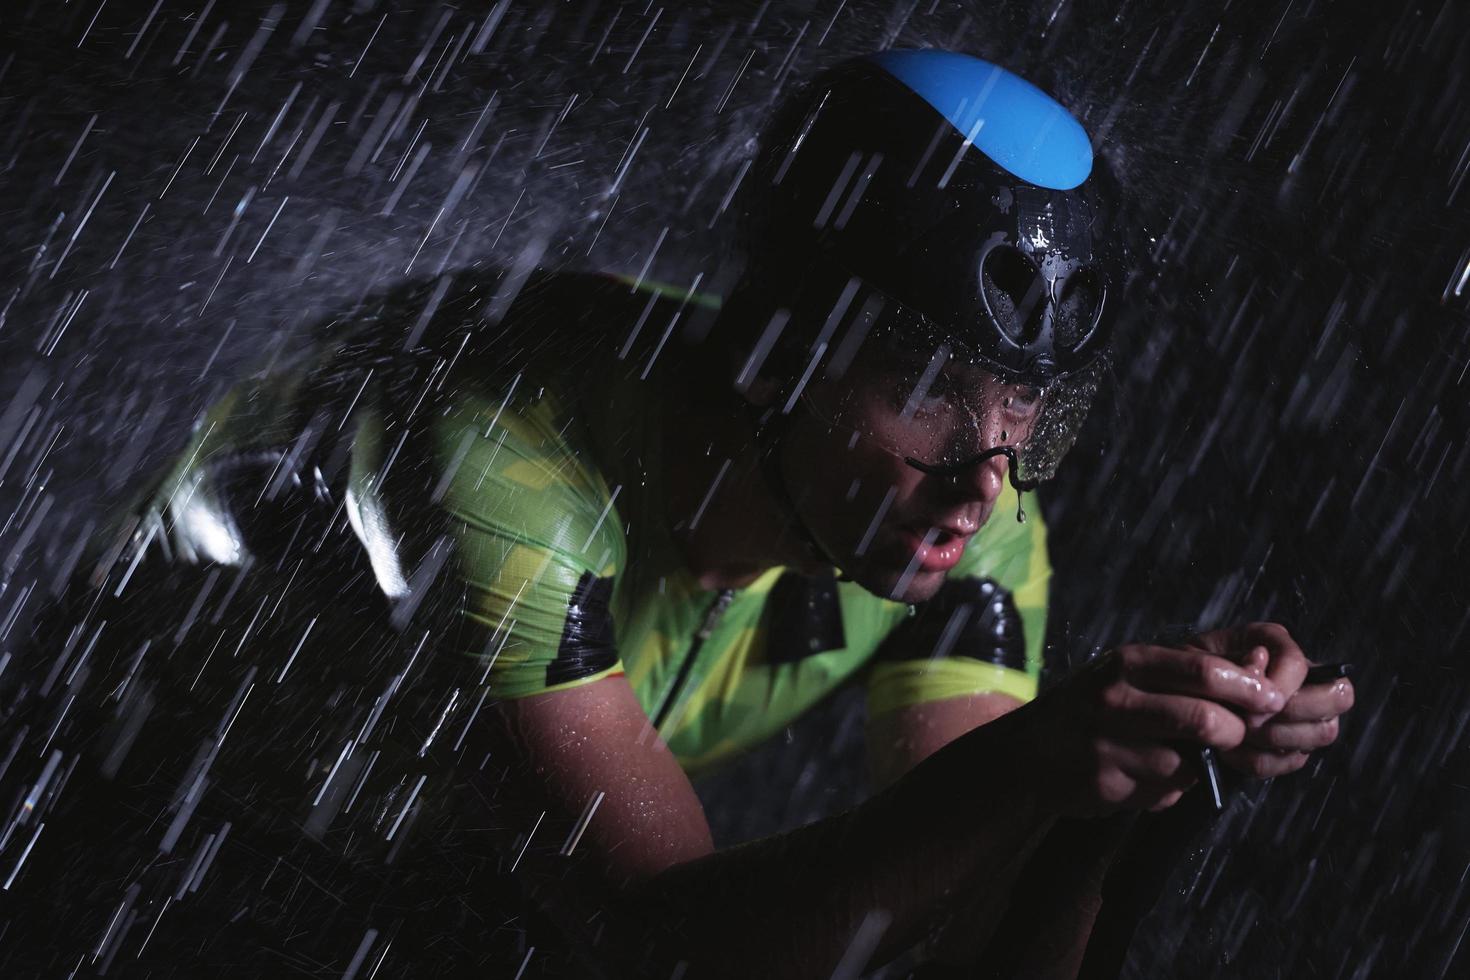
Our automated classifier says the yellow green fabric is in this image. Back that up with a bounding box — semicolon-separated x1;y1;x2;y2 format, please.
415;290;1050;773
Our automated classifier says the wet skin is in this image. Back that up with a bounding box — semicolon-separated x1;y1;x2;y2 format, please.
777;362;1044;603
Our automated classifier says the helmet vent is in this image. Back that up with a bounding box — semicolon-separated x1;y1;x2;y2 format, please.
981;245;1043;341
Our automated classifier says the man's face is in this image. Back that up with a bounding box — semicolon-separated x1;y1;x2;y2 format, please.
774;351;1044;603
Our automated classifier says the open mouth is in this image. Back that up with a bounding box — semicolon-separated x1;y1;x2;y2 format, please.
892;524;976;572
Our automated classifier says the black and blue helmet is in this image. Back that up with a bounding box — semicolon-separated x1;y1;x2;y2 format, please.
739;48;1114;391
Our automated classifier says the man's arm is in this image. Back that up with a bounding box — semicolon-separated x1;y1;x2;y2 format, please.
867;690;1024;789
492;675;715;883
861;623;1357;979
481;636;1291;979
488;675;1056;978
868;693;1124;977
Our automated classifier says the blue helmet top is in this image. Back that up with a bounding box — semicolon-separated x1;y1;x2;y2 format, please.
866;50;1094;191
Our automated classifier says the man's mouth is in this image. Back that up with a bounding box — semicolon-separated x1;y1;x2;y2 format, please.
892;523;977;573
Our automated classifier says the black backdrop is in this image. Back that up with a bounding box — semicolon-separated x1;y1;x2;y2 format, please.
1;1;1467;976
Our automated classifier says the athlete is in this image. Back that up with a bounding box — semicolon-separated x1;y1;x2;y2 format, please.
0;51;1353;978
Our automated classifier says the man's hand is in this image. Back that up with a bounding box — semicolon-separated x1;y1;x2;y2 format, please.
1018;637;1288;817
1205;622;1356;779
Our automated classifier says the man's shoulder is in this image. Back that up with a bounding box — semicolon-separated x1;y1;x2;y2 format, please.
118;266;706;592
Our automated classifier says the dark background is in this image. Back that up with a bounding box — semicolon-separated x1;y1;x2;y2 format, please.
0;1;1466;976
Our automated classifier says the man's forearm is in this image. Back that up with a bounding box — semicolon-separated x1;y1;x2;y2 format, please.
607;708;1055;978
973;814;1134;980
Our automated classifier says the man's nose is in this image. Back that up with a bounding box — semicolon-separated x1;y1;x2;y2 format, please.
949;449;1009;506
966;401;1018;503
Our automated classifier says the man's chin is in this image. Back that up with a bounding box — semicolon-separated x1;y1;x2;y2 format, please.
840;561;946;605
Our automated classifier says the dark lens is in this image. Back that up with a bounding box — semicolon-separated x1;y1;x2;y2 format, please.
981;246;1043;340
1055;268;1103;350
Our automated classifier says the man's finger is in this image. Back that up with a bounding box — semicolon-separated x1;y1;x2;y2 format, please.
1240;622;1309;696
1118;645;1285;715
1243;717;1340;752
1241;645;1269;675
1079;730;1202;814
1097;737;1197;788
1098;686;1250;750
1273;677;1355;722
1145;789;1188;812
1220;747;1310;779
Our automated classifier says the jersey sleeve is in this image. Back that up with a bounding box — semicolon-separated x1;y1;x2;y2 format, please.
425;384;629;700
865;490;1051;717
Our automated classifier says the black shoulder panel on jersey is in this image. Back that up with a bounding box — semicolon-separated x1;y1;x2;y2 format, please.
547;572;618;686
874;577;1026;670
763;570;847;665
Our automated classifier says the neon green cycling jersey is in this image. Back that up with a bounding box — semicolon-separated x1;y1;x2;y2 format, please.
144;270;1050;773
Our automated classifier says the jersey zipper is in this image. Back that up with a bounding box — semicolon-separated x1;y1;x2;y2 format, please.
651;588;736;732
